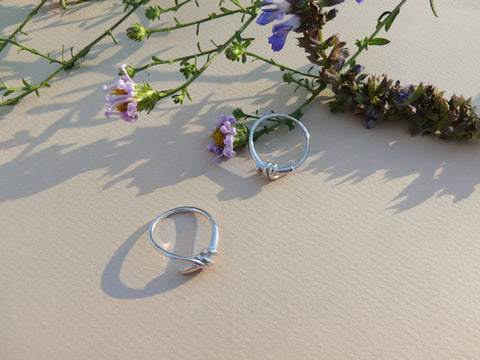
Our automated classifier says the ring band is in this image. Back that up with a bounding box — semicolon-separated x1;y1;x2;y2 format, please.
248;113;311;180
148;206;219;275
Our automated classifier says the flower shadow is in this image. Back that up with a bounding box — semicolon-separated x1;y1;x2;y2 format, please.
304;103;480;213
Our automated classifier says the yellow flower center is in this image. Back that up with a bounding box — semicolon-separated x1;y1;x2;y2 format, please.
211;127;225;146
111;88;129;112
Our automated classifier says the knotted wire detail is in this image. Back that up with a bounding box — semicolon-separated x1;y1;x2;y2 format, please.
179;248;218;274
248;114;311;181
256;162;280;180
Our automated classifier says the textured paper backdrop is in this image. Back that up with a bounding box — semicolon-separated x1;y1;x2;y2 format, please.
1;1;480;359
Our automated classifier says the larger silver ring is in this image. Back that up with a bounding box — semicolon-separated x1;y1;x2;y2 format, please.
248;113;311;180
148;206;219;275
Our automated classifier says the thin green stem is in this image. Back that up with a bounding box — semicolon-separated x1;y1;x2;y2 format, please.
252;84;326;141
132;48;218;75
229;0;249;13
146;8;247;36
148;0;192;17
0;0;151;106
343;0;407;70
0;37;65;65
245;51;316;78
0;0;50;53
291;84;326;117
157;11;258;99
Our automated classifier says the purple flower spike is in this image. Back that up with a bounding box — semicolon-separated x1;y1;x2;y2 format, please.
103;64;139;122
256;0;292;26
356;0;364;3
268;16;301;52
207;115;238;163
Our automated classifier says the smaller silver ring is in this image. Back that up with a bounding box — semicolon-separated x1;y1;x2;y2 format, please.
148;206;219;275
248;114;310;180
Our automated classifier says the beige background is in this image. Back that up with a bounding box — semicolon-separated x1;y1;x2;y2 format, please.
1;1;480;359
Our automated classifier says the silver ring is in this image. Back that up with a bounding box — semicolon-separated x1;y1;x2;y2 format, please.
148;206;219;275
248;113;310;180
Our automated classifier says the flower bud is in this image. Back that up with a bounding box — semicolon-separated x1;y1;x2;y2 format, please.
225;47;243;62
405;104;417;116
282;72;295;83
118;65;135;78
126;23;147;42
173;93;184;104
325;9;338;21
145;6;161;21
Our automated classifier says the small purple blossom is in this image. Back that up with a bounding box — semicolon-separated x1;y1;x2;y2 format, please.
364;117;377;129
392;80;413;101
397;88;410;100
103;64;138;122
356;0;364;3
268;16;301;52
256;0;292;26
207;115;238;163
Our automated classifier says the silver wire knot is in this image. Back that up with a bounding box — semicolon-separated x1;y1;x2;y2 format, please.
148;207;219;275
256;162;281;180
248;114;310;181
179;248;218;274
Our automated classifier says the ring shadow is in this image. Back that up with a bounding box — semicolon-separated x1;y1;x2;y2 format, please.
101;216;203;299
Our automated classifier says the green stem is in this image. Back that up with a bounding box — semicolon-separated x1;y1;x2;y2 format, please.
343;0;407;70
252;84;325;141
0;37;65;65
0;0;151;106
0;0;50;54
146;8;247;36
158;11;258;99
245;51;316;78
148;0;192;17
229;0;250;13
132;48;218;75
291;84;326;117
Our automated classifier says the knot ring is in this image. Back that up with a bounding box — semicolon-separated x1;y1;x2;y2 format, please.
248;113;310;180
148;206;219;275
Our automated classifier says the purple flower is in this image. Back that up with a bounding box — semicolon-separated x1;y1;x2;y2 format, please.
392;80;413;101
103;64;139;122
364;117;377;129
356;0;364;3
207;115;238;163
268;16;301;52
256;0;292;26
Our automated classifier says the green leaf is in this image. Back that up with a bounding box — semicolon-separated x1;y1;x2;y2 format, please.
384;8;400;32
429;0;439;17
367;38;390;46
21;78;31;88
61;0;66;9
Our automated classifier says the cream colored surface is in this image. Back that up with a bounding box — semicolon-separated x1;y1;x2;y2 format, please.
1;1;480;359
